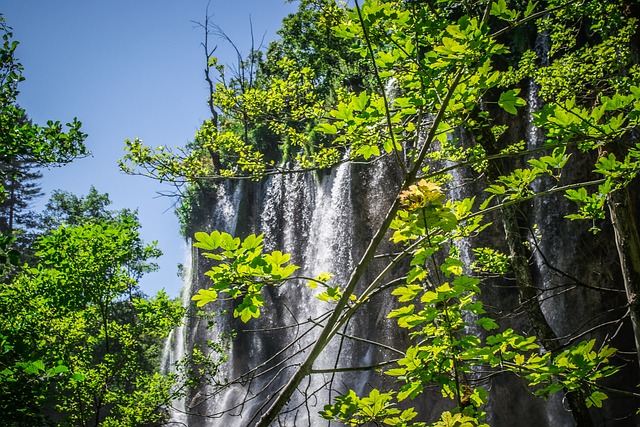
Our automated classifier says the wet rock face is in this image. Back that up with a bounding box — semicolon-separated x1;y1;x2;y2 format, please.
169;162;409;426
167;122;639;426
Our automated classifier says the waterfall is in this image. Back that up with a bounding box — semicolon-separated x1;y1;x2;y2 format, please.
160;146;416;426
161;242;193;426
161;156;387;426
303;161;354;284
161;117;636;426
161;180;244;426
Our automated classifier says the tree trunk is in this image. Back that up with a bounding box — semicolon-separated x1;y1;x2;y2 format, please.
607;186;640;368
479;84;594;424
501;203;594;427
7;170;16;234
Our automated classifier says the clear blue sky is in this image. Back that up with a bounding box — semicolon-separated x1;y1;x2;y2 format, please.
2;1;297;297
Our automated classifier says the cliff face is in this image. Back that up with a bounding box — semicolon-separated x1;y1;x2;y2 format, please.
171;157;408;426
164;136;639;426
162;59;640;425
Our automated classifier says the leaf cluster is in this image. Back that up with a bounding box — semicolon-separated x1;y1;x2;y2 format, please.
191;231;299;322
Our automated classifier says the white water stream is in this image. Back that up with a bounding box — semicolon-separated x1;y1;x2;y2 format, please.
162;160;374;426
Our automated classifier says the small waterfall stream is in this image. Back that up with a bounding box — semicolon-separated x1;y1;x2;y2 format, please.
161;242;192;426
162;180;244;426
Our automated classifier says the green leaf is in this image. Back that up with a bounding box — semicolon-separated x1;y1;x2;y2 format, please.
71;373;85;382
524;0;538;17
307;272;333;289
317;285;343;303
565;187;588;202
391;284;423;302
24;360;45;374
498;89;526;115
191;288;219;307
386;367;407;377
241;233;263;250
397;380;422;401
407;266;427;284
486;184;506;195
316;123;338;134
476;317;499;331
194;231;220;250
586;391;608;408
490;0;508;17
441;257;463;277
220;233;241;250
410;246;437;266
388;304;415;319
356;144;380;160
490;0;519;20
353;91;369;111
277;264;299;279
264;250;290;267
48;364;69;375
237;306;259;323
451;275;481;290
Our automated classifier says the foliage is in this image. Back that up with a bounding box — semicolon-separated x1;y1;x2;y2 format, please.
0;188;184;425
119;0;374;187
40;186;114;229
0;157;43;246
264;0;375;98
38;187;162;281
0;15;189;425
191;231;299;322
0;231;19;278
319;179;620;425
320;389;424;427
122;0;640;425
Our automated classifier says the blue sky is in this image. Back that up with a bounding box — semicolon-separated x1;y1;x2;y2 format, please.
2;1;297;297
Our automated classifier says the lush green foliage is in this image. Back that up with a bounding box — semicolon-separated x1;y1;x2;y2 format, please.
0;218;183;425
0;178;184;426
192;231;299;322
0;15;191;426
122;0;640;425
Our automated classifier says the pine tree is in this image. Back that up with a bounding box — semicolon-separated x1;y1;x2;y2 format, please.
0;157;42;249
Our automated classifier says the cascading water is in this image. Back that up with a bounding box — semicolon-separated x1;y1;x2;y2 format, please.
161;241;193;426
162;180;244;426
162;105;638;426
261;160;358;425
161;156;397;426
303;158;354;285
